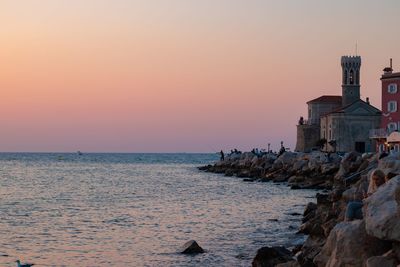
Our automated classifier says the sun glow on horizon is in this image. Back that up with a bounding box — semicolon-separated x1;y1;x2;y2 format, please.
0;0;399;152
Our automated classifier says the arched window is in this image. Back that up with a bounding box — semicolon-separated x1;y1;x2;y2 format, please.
343;70;348;85
349;69;354;85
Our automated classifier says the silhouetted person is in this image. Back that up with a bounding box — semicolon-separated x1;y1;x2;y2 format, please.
279;141;285;155
220;150;225;161
279;146;285;155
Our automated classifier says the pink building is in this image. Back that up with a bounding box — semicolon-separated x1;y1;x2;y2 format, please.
370;59;400;152
381;59;400;132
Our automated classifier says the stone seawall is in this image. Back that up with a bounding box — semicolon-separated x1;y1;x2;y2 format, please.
200;151;400;267
200;151;342;189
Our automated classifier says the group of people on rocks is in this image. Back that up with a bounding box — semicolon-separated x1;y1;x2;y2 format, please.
345;169;398;221
251;148;267;157
219;144;282;161
219;149;242;161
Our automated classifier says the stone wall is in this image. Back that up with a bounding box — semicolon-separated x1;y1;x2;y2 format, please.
295;124;320;152
308;102;342;125
321;113;381;153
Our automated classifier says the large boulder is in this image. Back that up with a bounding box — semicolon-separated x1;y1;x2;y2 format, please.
314;220;390;267
378;156;400;175
181;240;204;254
305;151;328;172
275;152;298;167
364;175;400;241
251;156;261;167
366;254;398;267
356;159;370;172
252;246;293;267
366;249;398;267
303;202;317;217
227;153;241;161
335;151;362;180
276;261;300;267
264;153;278;162
297;236;325;267
341;175;369;202
308;151;328;163
292;160;308;172
320;163;339;175
288;176;305;184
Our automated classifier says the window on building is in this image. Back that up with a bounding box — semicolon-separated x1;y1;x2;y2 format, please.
329;130;332;140
349;69;354;85
343;70;348;84
388;122;397;133
388;84;398;94
388;101;397;112
395;144;400;152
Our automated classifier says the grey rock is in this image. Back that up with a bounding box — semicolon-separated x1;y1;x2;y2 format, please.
364;176;400;241
314;220;390;267
181;240;204;254
252;246;293;267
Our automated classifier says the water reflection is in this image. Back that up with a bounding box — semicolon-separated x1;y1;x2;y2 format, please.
0;154;314;266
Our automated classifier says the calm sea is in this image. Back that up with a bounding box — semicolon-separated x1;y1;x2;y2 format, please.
0;153;315;266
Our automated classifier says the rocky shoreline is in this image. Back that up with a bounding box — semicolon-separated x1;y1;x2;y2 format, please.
199;151;400;267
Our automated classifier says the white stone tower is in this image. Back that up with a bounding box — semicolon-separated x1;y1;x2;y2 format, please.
341;56;361;106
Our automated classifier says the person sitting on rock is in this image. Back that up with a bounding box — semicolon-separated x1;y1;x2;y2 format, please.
345;169;386;221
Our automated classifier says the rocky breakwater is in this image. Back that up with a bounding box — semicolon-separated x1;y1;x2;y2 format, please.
199;151;342;190
200;151;400;266
297;152;400;267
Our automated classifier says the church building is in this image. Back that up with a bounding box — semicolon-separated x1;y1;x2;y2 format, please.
295;56;381;153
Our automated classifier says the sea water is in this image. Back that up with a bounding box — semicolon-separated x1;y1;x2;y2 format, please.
0;153;315;266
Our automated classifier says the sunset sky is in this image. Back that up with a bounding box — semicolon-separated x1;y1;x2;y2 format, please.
0;0;399;152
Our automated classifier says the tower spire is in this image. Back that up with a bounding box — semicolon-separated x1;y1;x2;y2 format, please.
341;55;361;106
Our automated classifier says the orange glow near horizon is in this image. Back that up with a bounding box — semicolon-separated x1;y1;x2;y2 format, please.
0;0;399;152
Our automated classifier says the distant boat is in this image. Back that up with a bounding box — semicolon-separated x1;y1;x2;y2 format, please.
77;151;83;156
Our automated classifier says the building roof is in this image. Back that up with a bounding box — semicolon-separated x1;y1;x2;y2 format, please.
381;72;400;80
307;95;342;104
321;99;381;117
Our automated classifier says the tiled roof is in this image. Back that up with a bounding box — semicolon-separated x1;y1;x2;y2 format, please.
321;99;381;116
307;95;342;104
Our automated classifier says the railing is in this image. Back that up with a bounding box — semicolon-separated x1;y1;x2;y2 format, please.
369;128;388;139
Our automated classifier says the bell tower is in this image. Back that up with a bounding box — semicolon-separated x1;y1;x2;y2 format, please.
341;55;361;106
